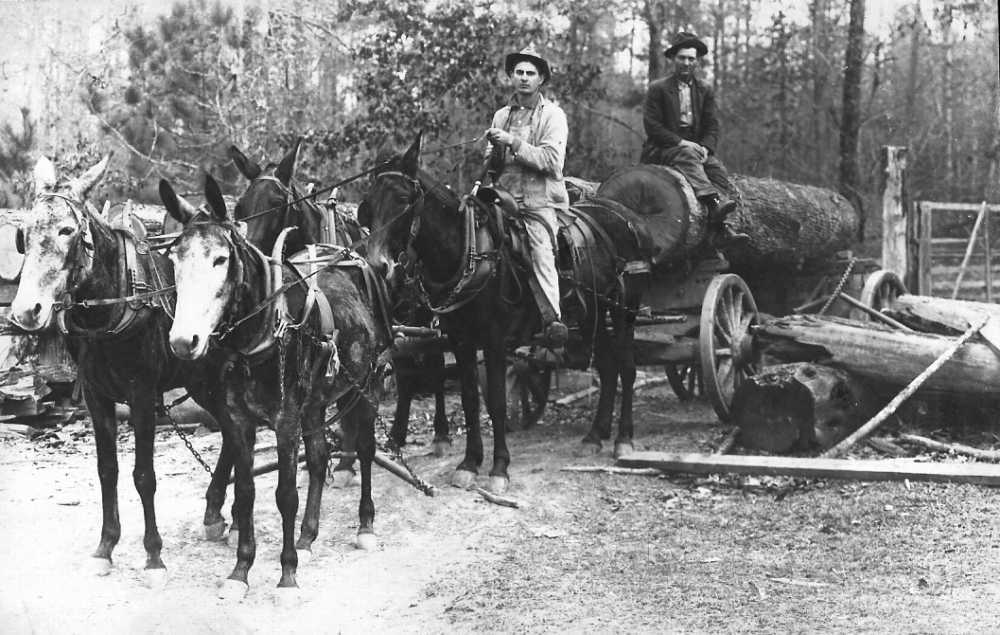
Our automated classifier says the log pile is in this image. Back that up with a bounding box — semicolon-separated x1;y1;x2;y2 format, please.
735;293;1000;454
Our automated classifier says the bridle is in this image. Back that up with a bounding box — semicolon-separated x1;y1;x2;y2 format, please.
369;170;427;273
32;191;96;296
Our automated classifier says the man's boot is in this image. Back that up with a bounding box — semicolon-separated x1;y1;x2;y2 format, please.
700;194;749;247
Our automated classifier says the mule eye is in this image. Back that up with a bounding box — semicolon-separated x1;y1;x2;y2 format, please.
58;226;74;237
213;255;228;267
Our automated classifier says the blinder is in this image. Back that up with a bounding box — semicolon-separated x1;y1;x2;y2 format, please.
14;227;24;254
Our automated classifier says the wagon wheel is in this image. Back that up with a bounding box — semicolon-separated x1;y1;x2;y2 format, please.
699;274;760;422
505;358;552;431
665;363;702;402
860;269;907;313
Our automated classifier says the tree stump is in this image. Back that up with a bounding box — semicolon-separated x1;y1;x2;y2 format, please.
732;362;876;452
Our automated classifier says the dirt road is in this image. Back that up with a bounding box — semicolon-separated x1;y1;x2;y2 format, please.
2;382;1000;633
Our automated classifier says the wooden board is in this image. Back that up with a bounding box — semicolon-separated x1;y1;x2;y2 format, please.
616;451;1000;486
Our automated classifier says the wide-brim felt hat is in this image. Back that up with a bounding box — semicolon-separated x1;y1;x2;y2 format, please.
505;45;551;83
664;32;708;58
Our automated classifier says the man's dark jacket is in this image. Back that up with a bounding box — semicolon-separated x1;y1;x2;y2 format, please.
640;74;720;162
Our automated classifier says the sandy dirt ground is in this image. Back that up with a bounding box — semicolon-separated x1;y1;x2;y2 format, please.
3;377;1000;634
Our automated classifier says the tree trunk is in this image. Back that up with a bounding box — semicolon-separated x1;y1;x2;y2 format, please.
755;314;1000;395
643;0;665;82
885;294;1000;337
732;362;877;452
839;0;865;213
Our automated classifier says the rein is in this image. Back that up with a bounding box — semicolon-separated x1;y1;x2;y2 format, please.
238;135;484;223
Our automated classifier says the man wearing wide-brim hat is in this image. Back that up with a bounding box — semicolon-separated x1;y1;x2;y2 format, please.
483;45;569;350
641;32;747;246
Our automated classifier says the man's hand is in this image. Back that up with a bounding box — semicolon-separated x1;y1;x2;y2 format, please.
486;127;515;148
680;139;708;162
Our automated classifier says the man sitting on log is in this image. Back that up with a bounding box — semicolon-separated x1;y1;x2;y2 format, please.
640;32;748;247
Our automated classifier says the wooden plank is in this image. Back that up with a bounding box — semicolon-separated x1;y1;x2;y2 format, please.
951;202;988;299
919;202;932;295
616;451;1000;486
985;205;993;302
917;202;1000;213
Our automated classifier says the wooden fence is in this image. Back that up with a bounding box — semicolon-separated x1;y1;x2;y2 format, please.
916;201;1000;301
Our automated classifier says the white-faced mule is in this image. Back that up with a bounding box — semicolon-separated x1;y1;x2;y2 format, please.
9;156;239;588
162;174;391;599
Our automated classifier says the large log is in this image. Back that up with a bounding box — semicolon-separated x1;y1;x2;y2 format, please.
726;174;859;273
886;294;1000;340
732;362;878;452
755;314;1000;395
595;166;858;272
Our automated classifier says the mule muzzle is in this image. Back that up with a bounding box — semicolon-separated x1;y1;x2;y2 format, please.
169;330;208;361
9;299;54;333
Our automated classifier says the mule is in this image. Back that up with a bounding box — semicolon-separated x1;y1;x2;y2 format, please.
163;174;389;597
228;139;377;484
360;134;651;494
9;156;238;586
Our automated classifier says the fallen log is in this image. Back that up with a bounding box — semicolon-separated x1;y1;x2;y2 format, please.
821;316;988;458
886;294;1000;350
897;433;1000;463
754;314;1000;395
616;451;1000;486
474;486;520;508
731;362;877;453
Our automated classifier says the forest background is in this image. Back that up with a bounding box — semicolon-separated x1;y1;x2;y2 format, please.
0;0;998;245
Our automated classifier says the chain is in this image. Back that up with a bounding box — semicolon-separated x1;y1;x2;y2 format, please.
376;413;437;496
161;401;214;475
818;257;857;316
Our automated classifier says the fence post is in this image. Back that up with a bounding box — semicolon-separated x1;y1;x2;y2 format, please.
880;146;911;288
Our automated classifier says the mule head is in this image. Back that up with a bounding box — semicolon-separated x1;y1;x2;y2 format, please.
10;155;111;331
163;174;240;360
359;132;423;285
231;138;316;253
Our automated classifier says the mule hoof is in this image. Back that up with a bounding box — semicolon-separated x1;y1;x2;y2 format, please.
218;579;249;601
296;548;312;566
86;557;113;577
574;441;602;457
356;531;377;551
432;440;452;457
451;469;476;489
613;441;635;459
143;567;168;590
204;519;228;542
488;475;510;495
331;469;355;489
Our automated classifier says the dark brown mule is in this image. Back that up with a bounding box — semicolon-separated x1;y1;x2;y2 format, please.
9;157;237;586
229;139;375;483
164;175;389;597
360;134;652;494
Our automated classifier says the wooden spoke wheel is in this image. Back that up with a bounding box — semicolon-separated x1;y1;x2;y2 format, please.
665;363;702;402
699;274;760;422
860;269;907;312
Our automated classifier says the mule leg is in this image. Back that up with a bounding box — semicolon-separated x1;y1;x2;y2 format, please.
203;407;234;541
482;343;510;493
429;352;452;455
612;307;638;457
275;389;303;589
220;382;256;599
389;359;414;448
86;386;120;575
295;391;329;557
452;339;482;488
129;386;167;586
352;394;378;550
582;322;617;449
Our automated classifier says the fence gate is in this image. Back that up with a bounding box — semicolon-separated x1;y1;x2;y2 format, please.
917;201;1000;301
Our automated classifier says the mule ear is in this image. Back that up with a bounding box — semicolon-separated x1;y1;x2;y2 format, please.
401;132;422;177
68;154;111;199
275;137;302;186
229;145;261;180
33;156;57;194
159;179;197;225
204;174;229;222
